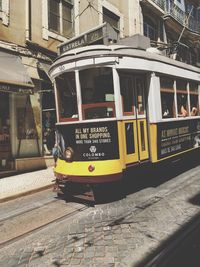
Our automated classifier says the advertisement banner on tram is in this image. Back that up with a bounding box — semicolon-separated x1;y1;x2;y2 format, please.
58;121;119;161
157;120;200;159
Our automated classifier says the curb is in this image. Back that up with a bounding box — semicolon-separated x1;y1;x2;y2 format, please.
0;184;54;203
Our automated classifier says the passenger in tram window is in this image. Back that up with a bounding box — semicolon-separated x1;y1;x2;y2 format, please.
178;94;188;117
179;105;188;117
162;102;170;118
190;107;198;116
161;94;173;118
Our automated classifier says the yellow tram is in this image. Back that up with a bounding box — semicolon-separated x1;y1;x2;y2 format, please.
49;44;200;197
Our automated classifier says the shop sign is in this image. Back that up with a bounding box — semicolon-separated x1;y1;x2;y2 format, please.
157;119;200;159
58;121;119;161
0;83;33;94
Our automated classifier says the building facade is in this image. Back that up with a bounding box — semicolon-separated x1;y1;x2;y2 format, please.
0;0;199;174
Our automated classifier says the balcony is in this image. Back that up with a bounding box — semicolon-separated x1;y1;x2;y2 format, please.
164;3;200;35
165;2;185;25
141;0;200;35
140;0;166;16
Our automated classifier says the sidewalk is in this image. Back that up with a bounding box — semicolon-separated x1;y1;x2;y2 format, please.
0;168;55;202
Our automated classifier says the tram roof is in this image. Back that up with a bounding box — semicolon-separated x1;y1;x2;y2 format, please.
49;44;200;76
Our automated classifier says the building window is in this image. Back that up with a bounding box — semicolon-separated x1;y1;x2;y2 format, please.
103;7;119;31
17;97;38;140
0;0;9;25
143;16;157;41
48;0;73;38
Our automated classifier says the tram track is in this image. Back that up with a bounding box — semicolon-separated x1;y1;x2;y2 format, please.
0;198;58;223
0;200;89;249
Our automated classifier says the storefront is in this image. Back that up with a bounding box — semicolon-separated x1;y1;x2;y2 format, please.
0;50;37;172
22;57;56;158
37;61;56;156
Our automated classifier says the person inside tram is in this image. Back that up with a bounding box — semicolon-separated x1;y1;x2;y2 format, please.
190;106;198;116
161;96;172;118
178;94;188;117
179;105;188;117
162;101;170;118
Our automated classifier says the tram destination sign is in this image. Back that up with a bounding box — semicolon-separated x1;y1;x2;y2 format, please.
59;27;104;54
157;119;200;159
58;121;119;161
58;22;119;54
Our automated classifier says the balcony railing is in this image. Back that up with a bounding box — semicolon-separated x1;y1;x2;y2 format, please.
144;0;200;34
165;2;185;25
188;15;200;34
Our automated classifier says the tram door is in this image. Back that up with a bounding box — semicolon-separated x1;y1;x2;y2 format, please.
120;74;149;165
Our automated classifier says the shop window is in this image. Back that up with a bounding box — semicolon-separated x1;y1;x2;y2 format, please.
43;110;56;155
48;0;73;38
41;81;56;155
176;79;188;117
41;80;55;110
119;75;135;116
0;93;10;144
80;68;115;120
189;82;199;116
103;7;120;32
17;97;38;140
160;76;175;119
0;92;11;169
56;72;78;122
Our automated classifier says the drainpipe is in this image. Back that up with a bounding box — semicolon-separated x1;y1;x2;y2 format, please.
25;0;32;41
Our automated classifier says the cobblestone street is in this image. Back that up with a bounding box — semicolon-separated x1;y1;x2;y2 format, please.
1;164;200;267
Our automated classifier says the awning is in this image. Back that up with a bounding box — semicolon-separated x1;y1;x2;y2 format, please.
0;51;34;94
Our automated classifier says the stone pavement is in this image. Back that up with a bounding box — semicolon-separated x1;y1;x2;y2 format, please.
0;164;200;266
0;167;55;202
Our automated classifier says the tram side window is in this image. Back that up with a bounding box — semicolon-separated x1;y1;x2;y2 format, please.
80;68;115;120
136;78;145;115
160;76;175;119
176;79;188;117
55;72;78;121
189;82;199;116
119;75;135;116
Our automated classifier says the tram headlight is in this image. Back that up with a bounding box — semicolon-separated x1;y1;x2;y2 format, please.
64;147;74;162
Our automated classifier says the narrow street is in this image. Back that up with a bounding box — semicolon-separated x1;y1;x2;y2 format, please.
1;157;200;266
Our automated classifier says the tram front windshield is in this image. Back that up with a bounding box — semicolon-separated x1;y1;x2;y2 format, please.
80;67;115;120
56;67;116;121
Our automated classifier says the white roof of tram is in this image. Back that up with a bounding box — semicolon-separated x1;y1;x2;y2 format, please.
49;44;200;77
